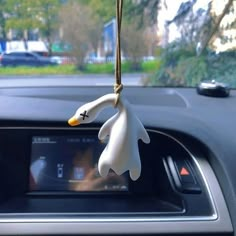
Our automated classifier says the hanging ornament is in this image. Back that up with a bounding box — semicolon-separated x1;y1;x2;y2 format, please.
68;0;150;181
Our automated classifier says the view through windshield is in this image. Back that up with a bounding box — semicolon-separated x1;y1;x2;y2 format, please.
0;0;235;88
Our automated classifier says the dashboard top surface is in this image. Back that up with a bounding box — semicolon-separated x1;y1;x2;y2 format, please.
0;85;235;234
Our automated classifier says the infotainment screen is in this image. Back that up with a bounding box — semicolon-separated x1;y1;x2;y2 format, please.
29;136;128;192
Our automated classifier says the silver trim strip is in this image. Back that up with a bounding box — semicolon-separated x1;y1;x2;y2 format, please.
150;129;218;220
0;126;232;235
0;216;218;223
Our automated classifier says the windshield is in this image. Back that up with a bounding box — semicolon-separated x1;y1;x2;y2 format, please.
0;0;235;88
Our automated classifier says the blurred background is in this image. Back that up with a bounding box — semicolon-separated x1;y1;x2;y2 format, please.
0;0;235;87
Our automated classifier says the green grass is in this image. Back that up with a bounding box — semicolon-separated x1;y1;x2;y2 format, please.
84;60;161;74
142;60;162;73
0;60;160;75
0;65;78;75
85;63;114;74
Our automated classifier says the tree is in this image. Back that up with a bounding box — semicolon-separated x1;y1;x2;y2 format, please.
162;0;212;53
0;0;8;40
199;0;235;55
5;0;40;38
124;0;160;27
4;0;60;55
34;0;61;55
151;0;236;87
59;1;102;70
79;0;116;23
144;25;159;56
121;22;148;70
162;0;235;55
79;0;160;26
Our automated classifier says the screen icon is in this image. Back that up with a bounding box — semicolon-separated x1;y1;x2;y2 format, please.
57;164;64;178
73;167;85;180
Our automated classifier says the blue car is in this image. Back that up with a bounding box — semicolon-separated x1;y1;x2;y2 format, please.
0;51;58;67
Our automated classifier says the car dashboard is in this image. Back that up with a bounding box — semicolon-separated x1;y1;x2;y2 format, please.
0;84;235;236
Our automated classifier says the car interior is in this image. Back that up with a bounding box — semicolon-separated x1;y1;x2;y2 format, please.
0;0;235;235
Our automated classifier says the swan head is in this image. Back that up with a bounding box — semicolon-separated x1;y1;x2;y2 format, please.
68;101;99;126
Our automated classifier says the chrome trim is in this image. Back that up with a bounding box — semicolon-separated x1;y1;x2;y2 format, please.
148;129;218;220
0;216;218;223
0;127;228;227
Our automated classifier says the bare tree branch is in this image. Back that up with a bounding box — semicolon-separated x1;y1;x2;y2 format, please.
199;0;234;55
59;2;102;70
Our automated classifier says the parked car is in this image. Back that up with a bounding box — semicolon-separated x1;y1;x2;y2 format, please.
50;56;63;65
50;56;77;65
0;51;58;67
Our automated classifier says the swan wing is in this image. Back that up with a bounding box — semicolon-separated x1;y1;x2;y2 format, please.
136;117;150;144
98;146;110;178
98;113;119;140
129;149;141;181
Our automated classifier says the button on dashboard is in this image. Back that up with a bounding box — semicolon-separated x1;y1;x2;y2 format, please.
175;159;195;183
166;156;201;194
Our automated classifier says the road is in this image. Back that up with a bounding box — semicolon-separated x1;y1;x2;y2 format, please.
0;74;147;87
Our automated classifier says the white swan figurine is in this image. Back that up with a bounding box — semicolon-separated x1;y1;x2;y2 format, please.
68;94;150;181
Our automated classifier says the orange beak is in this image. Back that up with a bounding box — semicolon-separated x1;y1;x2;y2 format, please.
68;116;80;126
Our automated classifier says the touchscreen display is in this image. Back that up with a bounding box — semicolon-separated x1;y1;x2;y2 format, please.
29;136;128;192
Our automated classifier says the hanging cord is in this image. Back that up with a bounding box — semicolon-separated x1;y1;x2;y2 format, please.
114;0;123;107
